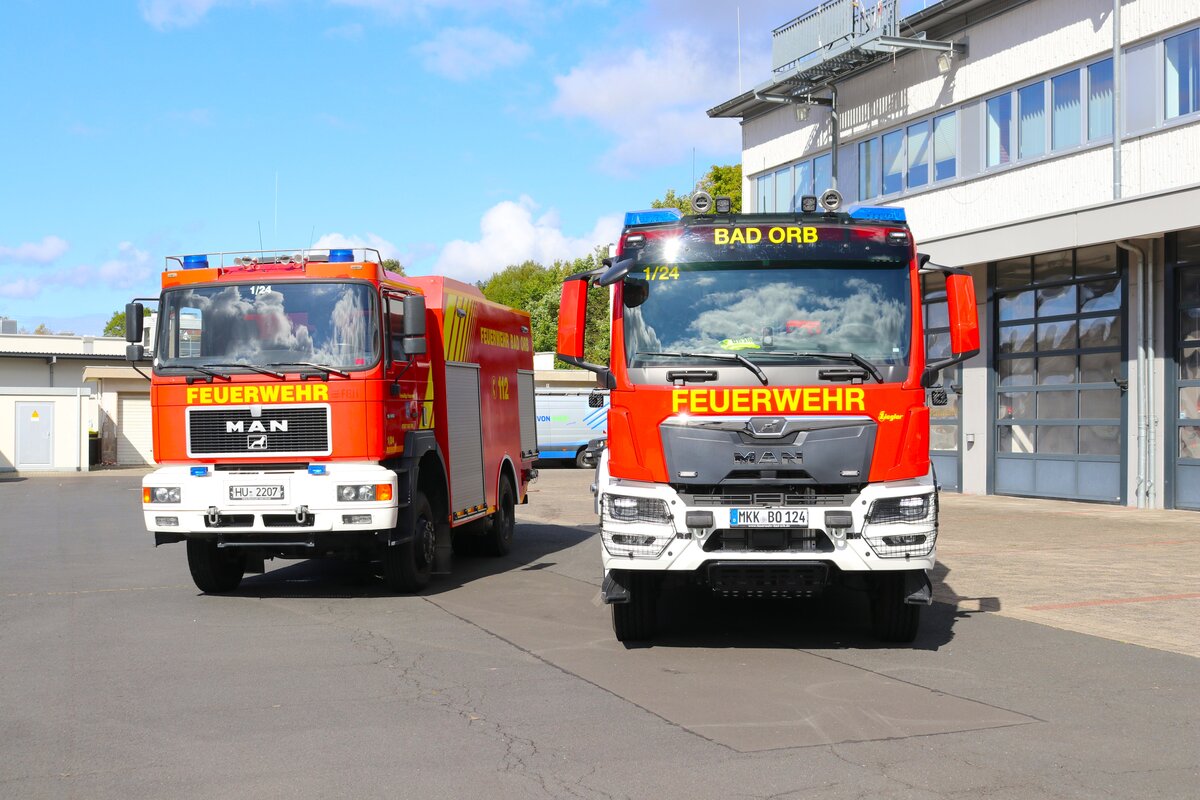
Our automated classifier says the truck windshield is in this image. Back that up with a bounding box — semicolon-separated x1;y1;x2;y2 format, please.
155;281;379;371
623;263;911;370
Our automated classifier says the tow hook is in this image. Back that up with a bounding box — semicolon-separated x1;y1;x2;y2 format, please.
295;505;309;525
206;506;220;526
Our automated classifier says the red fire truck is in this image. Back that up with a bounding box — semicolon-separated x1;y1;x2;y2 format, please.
126;248;538;593
557;194;979;642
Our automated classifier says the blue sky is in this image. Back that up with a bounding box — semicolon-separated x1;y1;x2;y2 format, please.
0;0;813;335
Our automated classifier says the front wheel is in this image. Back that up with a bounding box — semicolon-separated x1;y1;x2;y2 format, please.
382;491;435;593
870;572;921;643
186;539;246;593
612;571;659;642
575;448;589;469
482;476;516;557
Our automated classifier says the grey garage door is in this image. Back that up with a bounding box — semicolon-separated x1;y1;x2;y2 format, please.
117;394;154;465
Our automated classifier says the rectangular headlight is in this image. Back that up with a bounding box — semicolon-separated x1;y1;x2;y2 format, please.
143;487;181;504
603;494;671;524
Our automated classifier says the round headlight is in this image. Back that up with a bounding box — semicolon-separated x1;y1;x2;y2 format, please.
357;485;374;501
339;485;357;501
154;487;171;503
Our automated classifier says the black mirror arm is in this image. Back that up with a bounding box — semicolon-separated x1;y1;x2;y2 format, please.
556;354;616;389
920;347;979;388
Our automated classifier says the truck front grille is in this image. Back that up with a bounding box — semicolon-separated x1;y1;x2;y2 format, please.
704;561;830;597
188;405;331;457
702;528;833;553
678;489;857;507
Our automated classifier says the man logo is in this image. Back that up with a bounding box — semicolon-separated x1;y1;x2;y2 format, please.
747;417;788;437
226;420;288;433
247;436;268;450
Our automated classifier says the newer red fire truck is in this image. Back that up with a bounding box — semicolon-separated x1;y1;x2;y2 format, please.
126;248;538;593
557;193;979;642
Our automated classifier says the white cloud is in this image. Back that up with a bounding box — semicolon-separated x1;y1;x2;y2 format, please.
431;196;621;283
414;27;530;81
0;236;69;265
0;278;42;299
550;31;743;172
96;243;156;290
311;232;403;262
140;0;222;30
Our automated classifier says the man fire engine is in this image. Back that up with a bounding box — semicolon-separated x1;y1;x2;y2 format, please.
126;248;538;594
557;192;979;642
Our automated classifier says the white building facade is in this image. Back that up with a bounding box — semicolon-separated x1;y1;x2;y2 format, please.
711;0;1200;507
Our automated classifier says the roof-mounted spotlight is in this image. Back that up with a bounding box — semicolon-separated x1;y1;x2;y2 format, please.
819;189;843;212
799;195;818;214
691;191;714;214
714;195;732;214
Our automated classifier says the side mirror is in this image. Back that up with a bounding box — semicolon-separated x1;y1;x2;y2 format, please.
946;272;980;355
556;279;588;360
921;271;980;388
125;303;144;344
401;294;427;357
622;277;649;309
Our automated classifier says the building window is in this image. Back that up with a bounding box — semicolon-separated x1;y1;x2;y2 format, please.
814;152;832;196
858;139;880;199
756;173;773;212
907;121;930;189
933;112;956;180
774;167;792;212
1051;69;1082;150
1018;82;1046;159
881;129;904;195
1088;58;1114;140
986;93;1013;166
793;160;813;206
1165;27;1199;120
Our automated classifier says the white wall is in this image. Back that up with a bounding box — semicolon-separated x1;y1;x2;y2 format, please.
0;389;93;472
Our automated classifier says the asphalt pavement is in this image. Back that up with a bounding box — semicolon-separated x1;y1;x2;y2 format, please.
1;467;1197;799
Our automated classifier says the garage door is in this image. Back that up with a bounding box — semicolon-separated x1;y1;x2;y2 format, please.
117;394;154;465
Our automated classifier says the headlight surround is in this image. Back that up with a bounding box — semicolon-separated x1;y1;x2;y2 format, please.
603;494;672;524
336;484;393;502
143;486;181;504
601;493;675;558
863;492;937;558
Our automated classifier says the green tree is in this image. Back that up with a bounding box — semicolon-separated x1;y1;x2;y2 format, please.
33;323;52;335
382;259;406;275
103;306;151;338
651;163;743;214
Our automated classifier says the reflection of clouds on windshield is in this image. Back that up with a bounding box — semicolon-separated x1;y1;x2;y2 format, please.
313;289;368;361
625;273;907;360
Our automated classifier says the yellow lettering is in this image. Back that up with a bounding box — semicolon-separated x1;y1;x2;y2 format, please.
282;386;295;402
822;388;843;412
802;387;820;412
846;387;866;411
730;228;745;245
714;228;729;245
296;385;312;403
260;385;280;403
314;385;328;402
232;387;245;404
772;388;802;411
244;387;259;404
692;390;709;413
746;228;761;244
803;226;818;243
751;388;771;412
710;390;730;413
672;389;688;412
186;387;199;404
731;388;750;414
787;227;802;244
768;227;785;244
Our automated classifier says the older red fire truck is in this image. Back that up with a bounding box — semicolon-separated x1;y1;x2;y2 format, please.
126;248;538;593
557;194;979;642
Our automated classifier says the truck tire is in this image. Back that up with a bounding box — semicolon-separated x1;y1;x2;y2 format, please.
575;448;589;469
186;539;246;593
870;572;921;643
611;571;658;642
382;491;435;593
482;476;516;557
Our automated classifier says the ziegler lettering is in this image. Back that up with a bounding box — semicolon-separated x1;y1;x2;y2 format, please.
732;451;803;465
226;420;289;433
185;384;330;405
672;387;866;414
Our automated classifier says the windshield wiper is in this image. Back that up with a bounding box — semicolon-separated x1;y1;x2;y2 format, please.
171;365;231;382
268;361;351;379
202;362;286;380
752;351;885;384
637;351;768;386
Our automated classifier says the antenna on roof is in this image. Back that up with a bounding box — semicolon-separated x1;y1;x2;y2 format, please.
258;221;263;251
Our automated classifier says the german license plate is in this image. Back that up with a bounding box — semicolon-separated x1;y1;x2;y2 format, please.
229;485;285;501
729;508;807;528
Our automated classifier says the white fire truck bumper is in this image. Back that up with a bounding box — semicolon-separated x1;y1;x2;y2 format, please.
597;472;938;575
141;463;399;535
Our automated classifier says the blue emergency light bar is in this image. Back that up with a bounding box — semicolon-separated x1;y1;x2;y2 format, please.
183;255;209;269
624;208;684;227
849;206;907;223
329;249;354;262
